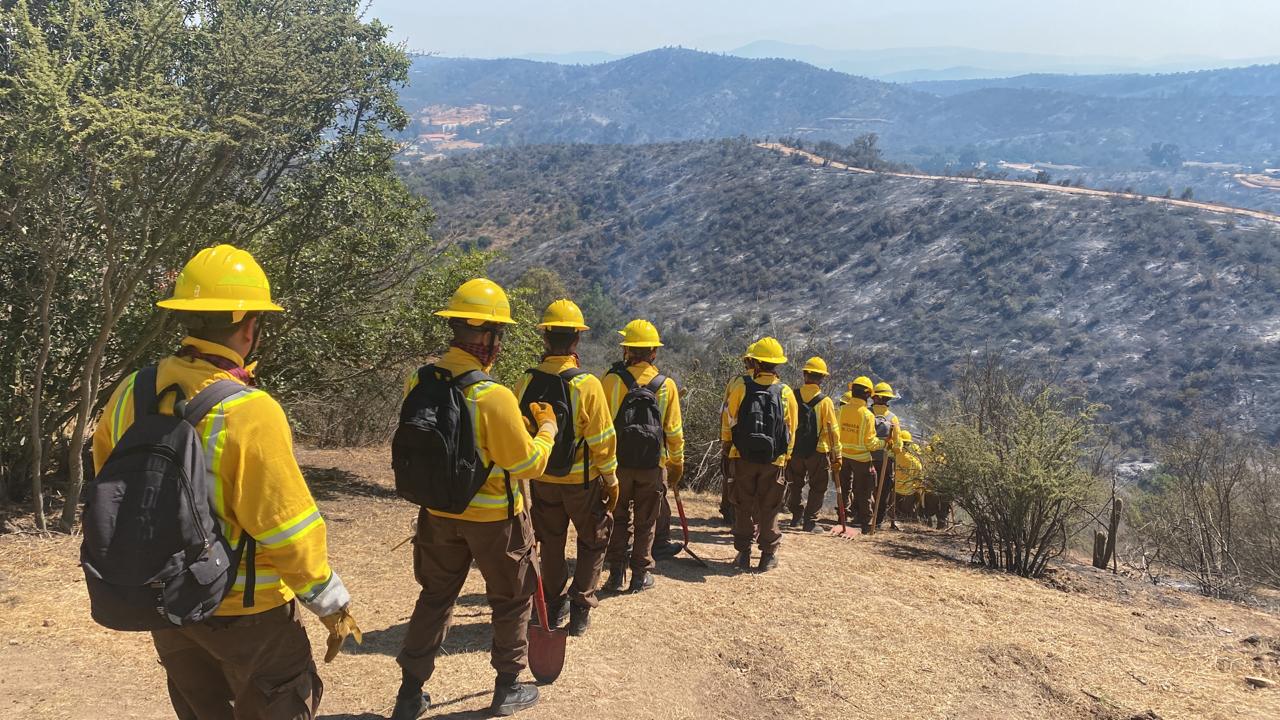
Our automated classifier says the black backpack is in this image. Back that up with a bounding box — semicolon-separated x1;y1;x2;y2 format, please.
519;367;589;480
81;366;252;631
392;365;502;513
874;413;893;439
731;376;791;464
793;390;825;458
609;362;667;470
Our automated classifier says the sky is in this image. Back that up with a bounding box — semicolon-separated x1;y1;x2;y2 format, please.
366;0;1280;62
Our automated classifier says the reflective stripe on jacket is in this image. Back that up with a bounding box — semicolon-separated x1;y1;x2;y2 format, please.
839;395;885;462
93;337;347;618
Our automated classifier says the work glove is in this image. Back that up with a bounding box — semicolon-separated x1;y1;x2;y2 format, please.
528;402;557;434
522;415;535;436
830;450;842;474
319;605;363;663
601;473;620;513
667;463;685;491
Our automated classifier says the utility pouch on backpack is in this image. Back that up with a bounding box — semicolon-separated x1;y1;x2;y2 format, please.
874;414;892;439
610;362;667;470
392;365;494;512
731;376;789;465
793;391;825;458
80;366;250;631
519;367;587;479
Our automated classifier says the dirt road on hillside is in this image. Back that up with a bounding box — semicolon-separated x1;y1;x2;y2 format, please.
760;142;1280;226
2;447;1277;719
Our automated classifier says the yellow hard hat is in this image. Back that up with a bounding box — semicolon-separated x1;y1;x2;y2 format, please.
873;381;897;399
619;319;663;347
537;299;589;331
850;376;874;392
900;430;913;443
436;278;516;325
803;356;829;375
745;337;787;364
156;245;283;321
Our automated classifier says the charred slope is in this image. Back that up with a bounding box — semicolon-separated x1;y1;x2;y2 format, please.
403;140;1280;439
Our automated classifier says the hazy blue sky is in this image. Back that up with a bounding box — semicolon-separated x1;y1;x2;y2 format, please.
367;0;1279;60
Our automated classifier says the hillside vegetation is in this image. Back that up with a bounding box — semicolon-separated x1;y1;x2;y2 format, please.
401;139;1280;442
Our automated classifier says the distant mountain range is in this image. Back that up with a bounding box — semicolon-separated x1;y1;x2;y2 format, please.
399;48;1280;171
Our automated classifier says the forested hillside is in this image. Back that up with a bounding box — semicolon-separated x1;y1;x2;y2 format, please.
908;63;1280;98
401;139;1280;441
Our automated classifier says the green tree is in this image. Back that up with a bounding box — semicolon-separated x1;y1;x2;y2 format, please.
0;0;426;528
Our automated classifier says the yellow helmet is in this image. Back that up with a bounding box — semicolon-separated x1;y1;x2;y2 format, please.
873;381;897;399
850;376;874;393
745;336;787;364
619;319;663;347
900;430;913;443
537;299;589;331
436;278;516;325
156;245;284;321
803;356;829;375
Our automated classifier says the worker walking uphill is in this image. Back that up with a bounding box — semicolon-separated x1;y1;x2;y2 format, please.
870;381;903;530
88;245;358;719
839;376;887;533
785;357;841;532
602;320;685;592
391;279;560;719
513;300;618;636
721;337;798;571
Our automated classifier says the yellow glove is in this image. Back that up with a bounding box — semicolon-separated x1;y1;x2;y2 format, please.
528;402;557;433
601;473;620;513
666;463;685;491
319;606;363;663
522;415;535;436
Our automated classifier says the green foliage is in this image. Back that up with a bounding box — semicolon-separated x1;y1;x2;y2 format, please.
925;357;1103;578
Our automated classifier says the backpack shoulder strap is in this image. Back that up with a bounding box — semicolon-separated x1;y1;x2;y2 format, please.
560;367;588;381
645;374;667;393
183;380;250;425
453;370;491;389
613;364;640;392
133;366;159;416
807;392;825;409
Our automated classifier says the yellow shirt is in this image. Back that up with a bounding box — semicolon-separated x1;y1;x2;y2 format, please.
839;395;885;462
719;373;799;467
600;361;685;467
93;338;345;618
894;444;924;495
871;404;903;453
404;347;557;522
798;383;841;454
512;355;618;484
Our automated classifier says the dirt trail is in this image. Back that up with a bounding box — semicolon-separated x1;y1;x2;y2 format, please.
759;142;1280;226
2;447;1278;719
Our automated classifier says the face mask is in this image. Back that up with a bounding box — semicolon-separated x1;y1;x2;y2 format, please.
452;337;501;368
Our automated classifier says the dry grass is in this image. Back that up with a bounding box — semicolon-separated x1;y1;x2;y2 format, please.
2;446;1278;719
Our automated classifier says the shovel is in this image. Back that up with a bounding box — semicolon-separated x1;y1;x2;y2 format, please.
868;447;892;536
522;481;566;684
830;466;860;539
673;489;709;567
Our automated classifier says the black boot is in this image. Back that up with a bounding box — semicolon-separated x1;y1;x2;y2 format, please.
567;604;591;637
788;515;801;529
757;552;778;572
390;673;431;720
802;519;818;533
491;673;539;716
603;565;625;592
653;539;683;559
733;550;751;570
721;505;735;526
532;596;565;629
628;570;655;593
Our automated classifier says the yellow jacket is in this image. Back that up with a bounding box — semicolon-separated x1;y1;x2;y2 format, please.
871;404;903;453
600;361;685;467
405;347;556;522
798;383;841;454
894;444;924;495
512;356;618;484
839;395;885;462
93;338;346;618
720;373;799;467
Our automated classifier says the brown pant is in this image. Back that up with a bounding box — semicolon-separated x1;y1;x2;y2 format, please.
531;478;613;609
785;453;831;523
398;510;535;683
152;601;322;720
730;459;786;554
655;488;672;545
923;492;953;529
871;450;896;526
607;466;665;572
841;459;878;532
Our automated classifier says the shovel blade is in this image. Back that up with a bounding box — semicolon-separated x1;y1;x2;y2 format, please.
528;625;567;684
